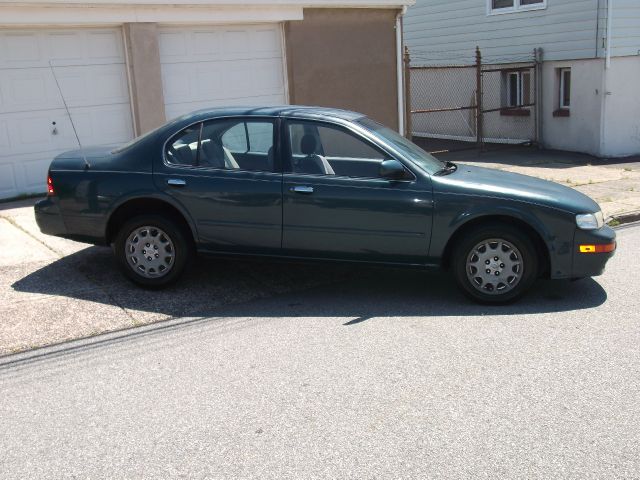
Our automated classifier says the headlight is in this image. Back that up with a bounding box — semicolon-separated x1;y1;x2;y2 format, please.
576;211;604;230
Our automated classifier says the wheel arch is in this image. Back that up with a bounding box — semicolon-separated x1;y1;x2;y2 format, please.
105;195;198;247
440;214;551;277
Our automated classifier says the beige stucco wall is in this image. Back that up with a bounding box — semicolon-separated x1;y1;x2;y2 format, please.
123;23;166;135
284;8;400;130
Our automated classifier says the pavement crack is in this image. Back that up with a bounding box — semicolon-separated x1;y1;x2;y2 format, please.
0;216;65;258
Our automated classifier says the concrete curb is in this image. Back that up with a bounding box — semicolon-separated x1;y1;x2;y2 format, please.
607;210;640;227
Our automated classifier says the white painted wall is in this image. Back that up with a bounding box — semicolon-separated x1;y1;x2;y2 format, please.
540;58;604;156
601;56;640;157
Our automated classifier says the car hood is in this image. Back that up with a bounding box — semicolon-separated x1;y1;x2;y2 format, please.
432;164;600;214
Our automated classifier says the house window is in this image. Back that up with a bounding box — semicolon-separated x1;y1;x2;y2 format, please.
489;0;546;14
559;68;571;109
505;71;531;107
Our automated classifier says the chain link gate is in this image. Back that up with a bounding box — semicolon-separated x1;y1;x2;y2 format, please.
406;47;540;154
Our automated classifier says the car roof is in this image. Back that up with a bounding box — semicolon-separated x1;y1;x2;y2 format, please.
176;105;366;124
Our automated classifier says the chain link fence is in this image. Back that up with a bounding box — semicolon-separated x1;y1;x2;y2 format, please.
407;48;540;153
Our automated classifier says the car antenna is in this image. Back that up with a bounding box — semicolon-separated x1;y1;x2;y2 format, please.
48;60;90;170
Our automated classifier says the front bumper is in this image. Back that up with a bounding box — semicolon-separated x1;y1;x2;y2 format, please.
571;225;617;278
34;197;67;237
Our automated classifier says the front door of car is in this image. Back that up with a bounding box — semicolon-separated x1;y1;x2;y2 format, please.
154;117;282;254
281;119;433;264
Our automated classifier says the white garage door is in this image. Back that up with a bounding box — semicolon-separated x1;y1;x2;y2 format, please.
159;25;287;120
0;28;134;199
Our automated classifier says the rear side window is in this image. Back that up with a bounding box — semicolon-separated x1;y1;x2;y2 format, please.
166;124;200;166
165;118;275;172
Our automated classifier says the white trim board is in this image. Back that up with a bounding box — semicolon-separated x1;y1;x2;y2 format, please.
0;6;305;26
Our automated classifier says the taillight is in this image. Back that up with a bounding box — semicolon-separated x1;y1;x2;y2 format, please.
47;175;55;196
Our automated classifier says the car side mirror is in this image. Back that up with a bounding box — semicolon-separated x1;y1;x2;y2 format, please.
379;159;408;180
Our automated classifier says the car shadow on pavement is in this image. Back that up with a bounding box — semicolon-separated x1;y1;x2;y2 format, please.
12;245;608;321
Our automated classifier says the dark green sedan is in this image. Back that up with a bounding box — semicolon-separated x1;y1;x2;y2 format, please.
35;106;616;303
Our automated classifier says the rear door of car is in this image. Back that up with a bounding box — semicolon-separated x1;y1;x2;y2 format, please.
154;116;282;254
281;118;433;264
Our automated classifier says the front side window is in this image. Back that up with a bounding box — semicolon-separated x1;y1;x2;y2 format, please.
489;0;545;14
286;120;393;179
166;118;275;172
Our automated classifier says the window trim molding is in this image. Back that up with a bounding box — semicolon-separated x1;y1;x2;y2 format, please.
487;0;547;16
504;70;531;108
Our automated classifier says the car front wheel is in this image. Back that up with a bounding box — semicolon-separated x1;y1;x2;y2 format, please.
114;214;191;288
452;224;539;304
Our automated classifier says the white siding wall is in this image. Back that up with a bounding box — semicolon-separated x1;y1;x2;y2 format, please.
609;0;640;57
405;0;601;63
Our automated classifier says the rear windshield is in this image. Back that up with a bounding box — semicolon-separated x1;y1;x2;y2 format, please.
111;124;166;154
357;117;444;175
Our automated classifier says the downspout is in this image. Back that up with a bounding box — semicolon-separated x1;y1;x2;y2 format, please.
396;6;407;135
600;0;613;156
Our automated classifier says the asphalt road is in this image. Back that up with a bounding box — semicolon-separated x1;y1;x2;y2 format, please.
1;225;639;479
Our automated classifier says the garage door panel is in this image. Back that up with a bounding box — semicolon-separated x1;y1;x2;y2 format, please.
1;67;129;115
3;33;41;64
159;25;285;118
69;105;133;145
0;29;125;69
47;32;84;62
85;30;125;61
0;163;17;198
0;28;133;199
160;25;286;119
0;109;74;158
192;31;221;56
164;93;285;120
53;64;130;106
0;120;9;148
22;157;52;191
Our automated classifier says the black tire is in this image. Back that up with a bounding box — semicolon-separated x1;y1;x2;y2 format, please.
114;214;191;289
452;223;539;304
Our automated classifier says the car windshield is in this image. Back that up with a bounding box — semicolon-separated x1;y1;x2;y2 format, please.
357;117;444;175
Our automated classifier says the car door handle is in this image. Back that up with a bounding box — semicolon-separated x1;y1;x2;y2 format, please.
290;185;314;194
167;178;186;187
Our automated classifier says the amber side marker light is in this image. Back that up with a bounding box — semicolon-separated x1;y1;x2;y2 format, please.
579;242;616;253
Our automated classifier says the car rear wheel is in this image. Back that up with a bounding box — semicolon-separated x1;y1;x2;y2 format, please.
114;215;191;288
452;224;539;304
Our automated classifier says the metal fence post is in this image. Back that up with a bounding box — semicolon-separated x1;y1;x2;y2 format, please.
404;46;412;139
475;46;484;151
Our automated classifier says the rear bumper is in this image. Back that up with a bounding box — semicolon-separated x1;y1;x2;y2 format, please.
571;225;617;278
34;197;67;237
